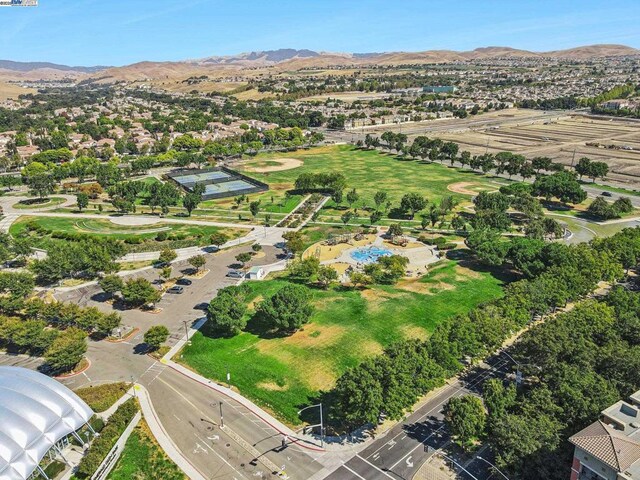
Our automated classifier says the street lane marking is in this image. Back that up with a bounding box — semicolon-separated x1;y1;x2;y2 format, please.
356;455;395;479
342;464;366;480
386;360;510;472
157;377;217;425
195;433;249;480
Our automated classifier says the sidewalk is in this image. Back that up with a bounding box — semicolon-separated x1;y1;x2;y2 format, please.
162;319;327;453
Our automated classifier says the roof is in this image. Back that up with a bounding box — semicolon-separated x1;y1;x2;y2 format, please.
0;367;94;480
570;420;640;473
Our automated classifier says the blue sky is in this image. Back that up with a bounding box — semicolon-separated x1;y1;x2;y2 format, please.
1;0;639;66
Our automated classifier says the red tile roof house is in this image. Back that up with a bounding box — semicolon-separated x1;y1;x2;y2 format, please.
569;390;640;480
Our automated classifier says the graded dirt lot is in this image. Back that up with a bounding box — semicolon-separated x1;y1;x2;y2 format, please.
437;115;640;185
244;157;303;172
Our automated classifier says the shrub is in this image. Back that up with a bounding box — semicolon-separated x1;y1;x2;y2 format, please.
75;382;131;413
75;399;139;478
155;231;168;242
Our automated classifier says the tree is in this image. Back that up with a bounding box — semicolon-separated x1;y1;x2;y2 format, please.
388;223;404;237
444;395;486;449
121;278;161;307
613;196;633;214
531;156;553;173
341;211;354;225
349;271;371;289
188;254;206;272
249;200;261;218
205;285;249;336
160;266;172;282
346;188;359;208
532;171;587;204
575;157;592;180
144;325;169;350
256;284;314;332
158;248;177;265
183;192;201;216
483;378;517;419
370;210;382;225
588;196;619;220
45;328;87;373
466;228;508;266
210;232;229;248
282;231;305;256
374;191;388;211
317;265;339;289
364;255;408;284
400;193;428;219
235;252;252;267
98;274;124;299
76;192;89;212
28;173;55;199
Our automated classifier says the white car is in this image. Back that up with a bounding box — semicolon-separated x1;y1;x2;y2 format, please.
227;270;244;279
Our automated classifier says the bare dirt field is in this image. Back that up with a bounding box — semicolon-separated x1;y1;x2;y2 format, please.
244;157;303;173
436;115;640;185
0;81;35;101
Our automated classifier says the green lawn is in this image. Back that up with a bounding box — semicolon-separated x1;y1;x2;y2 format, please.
236;145;510;222
107;420;185;480
180;258;504;424
9;216;245;252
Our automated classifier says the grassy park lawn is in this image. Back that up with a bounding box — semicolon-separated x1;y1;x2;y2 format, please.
236;145;510;221
179;258;504;424
9;216;245;252
107;420;185;480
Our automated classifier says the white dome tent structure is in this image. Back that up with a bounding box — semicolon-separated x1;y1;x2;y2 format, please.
0;367;95;480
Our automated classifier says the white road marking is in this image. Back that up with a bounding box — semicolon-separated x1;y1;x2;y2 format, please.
342;464;366;480
356;455;395;479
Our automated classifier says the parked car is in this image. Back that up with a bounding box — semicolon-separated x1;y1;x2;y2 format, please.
602;191;613;197
227;270;244;279
176;278;193;286
167;286;184;294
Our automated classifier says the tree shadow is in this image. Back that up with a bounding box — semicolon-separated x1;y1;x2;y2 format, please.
446;249;518;284
244;312;289;339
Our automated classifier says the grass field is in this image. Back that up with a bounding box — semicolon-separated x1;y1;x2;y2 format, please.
107;420;185;480
180;257;504;424
9;216;245;252
233;145;510;224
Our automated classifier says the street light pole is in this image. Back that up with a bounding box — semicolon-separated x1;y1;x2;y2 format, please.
183;320;190;345
298;403;324;448
477;456;511;480
219;401;224;428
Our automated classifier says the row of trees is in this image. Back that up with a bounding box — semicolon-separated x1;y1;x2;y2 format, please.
459;286;640;480
327;226;640;431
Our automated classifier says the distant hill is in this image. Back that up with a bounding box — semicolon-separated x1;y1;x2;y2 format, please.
0;60;108;73
2;45;638;84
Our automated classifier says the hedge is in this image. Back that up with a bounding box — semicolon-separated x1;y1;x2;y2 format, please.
74;398;139;478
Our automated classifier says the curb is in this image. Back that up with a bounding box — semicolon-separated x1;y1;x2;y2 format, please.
55;357;91;379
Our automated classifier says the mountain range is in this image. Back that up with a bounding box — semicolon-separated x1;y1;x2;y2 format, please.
0;45;638;84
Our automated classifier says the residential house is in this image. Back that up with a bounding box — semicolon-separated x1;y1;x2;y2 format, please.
569;390;640;480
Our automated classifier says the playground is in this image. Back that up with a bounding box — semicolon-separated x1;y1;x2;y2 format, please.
302;229;440;280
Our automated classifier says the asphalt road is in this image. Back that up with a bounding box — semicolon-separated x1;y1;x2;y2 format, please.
51;244;327;479
327;355;512;480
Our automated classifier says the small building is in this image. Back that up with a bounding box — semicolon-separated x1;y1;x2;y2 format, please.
247;266;266;280
569;389;640;480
